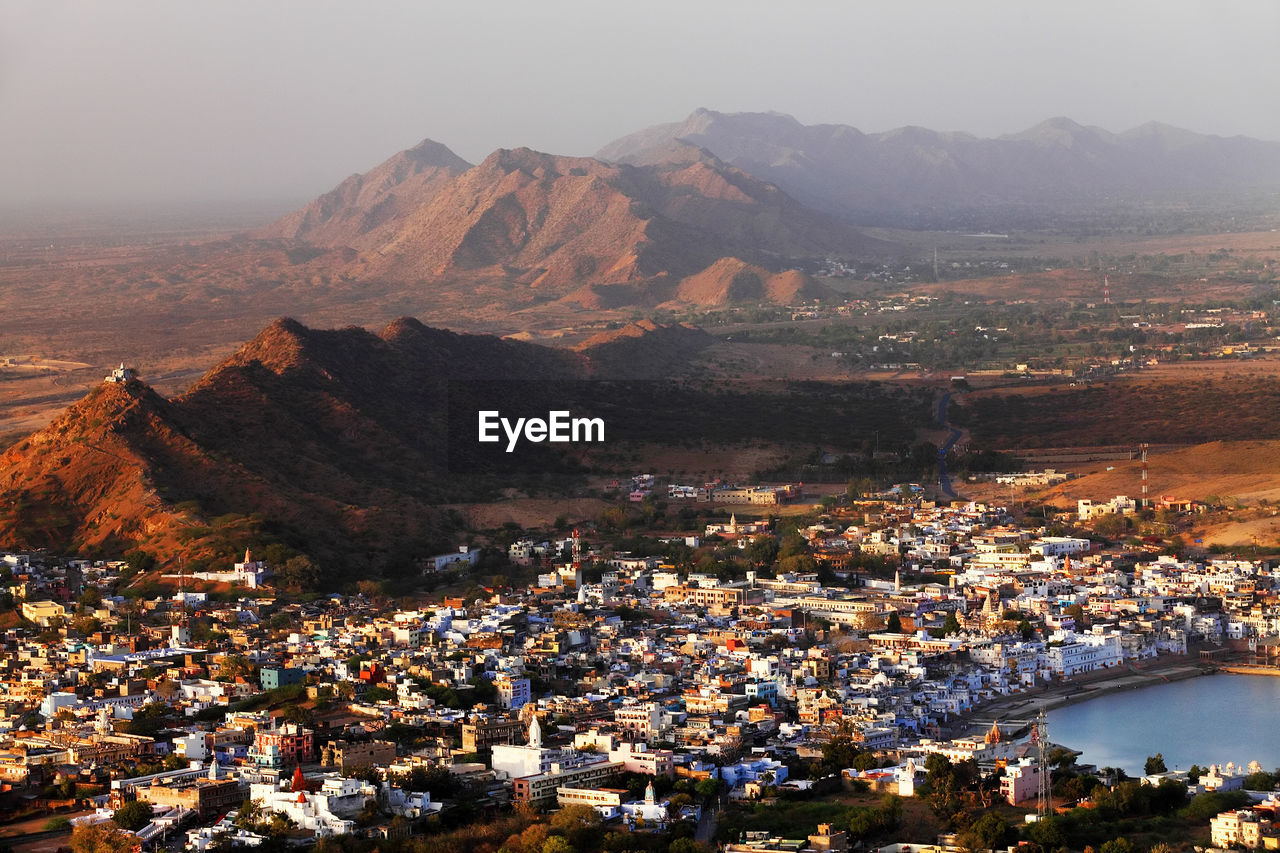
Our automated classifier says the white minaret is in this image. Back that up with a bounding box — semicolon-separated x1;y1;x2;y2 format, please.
528;714;543;749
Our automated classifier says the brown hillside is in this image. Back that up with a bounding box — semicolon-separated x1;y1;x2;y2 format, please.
257;141;889;304
672;257;831;306
0;381;205;554
254;139;471;245
1040;440;1280;505
0;318;592;575
571;320;713;378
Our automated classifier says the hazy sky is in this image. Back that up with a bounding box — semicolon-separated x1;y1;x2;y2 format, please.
3;0;1277;210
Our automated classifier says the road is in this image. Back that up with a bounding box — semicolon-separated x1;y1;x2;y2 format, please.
695;797;720;844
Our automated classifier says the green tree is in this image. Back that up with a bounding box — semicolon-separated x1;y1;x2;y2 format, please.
744;535;779;567
1144;753;1167;775
112;798;153;831
694;777;721;799
885;611;903;634
956;811;1014;851
668;840;706;853
58;775;78;798
1025;815;1067;848
1099;838;1138;853
1244;770;1277;791
942;611;961;636
276;555;321;592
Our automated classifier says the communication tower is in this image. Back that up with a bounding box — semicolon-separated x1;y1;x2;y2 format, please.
1140;443;1149;509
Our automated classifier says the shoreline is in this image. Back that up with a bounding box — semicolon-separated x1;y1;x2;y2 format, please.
946;654;1220;736
1218;664;1280;677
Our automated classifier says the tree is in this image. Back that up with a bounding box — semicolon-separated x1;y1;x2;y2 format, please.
956;811;1014;851
1244;770;1277;791
942;611;962;636
885;611;904;634
71;823;137;853
668;840;706;853
58;775;78;798
541;837;575;853
1144;753;1167;775
744;535;779;567
694;777;721;800
276;555;321;592
234;797;264;830
112;798;153;831
1099;839;1138;853
1026;815;1068;848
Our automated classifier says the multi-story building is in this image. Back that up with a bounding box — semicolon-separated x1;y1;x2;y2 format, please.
1000;758;1041;806
614;702;662;742
495;676;531;711
250;722;314;769
144;778;242;820
1210;809;1271;849
323;740;396;774
260;666;304;691
1042;632;1123;676
462;716;524;753
512;758;623;806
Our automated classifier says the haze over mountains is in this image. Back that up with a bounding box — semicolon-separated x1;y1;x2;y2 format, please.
242;109;1280;318
598;109;1280;228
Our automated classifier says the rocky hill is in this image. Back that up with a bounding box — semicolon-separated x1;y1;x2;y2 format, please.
598;109;1280;228
0;316;729;577
255;139;472;246
0;317;592;576
256;142;889;306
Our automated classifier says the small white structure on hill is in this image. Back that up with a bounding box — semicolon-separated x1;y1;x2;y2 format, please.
105;363;136;384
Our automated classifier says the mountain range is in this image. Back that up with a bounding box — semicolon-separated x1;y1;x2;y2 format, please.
254;142;877;309
598;109;1280;228
244;110;1280;318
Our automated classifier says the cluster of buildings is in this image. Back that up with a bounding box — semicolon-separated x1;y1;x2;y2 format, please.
1;486;1278;849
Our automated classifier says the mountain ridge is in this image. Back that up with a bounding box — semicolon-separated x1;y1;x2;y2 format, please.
0;317;715;575
253;139;888;309
597;109;1280;227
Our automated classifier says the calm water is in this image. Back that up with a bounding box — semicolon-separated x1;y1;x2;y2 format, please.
1047;674;1280;776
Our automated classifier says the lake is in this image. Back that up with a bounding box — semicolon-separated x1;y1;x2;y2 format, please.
1047;673;1280;776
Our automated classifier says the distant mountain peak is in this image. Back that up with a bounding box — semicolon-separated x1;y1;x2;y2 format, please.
598;110;1280;228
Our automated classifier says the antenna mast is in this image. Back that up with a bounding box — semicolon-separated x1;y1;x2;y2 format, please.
1140;443;1149;509
1035;707;1050;818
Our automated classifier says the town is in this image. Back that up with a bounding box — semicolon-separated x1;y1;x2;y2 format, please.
2;481;1279;853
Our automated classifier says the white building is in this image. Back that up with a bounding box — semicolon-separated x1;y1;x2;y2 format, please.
1042;631;1123;676
247;774;373;838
